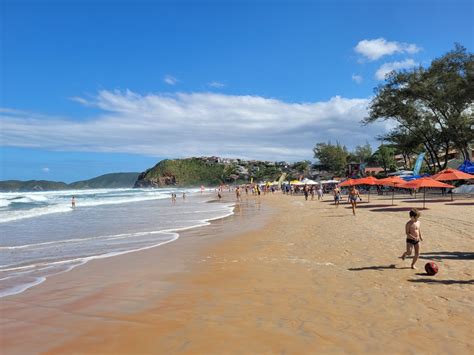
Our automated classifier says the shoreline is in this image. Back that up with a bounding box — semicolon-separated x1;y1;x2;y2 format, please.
1;193;473;354
0;193;272;354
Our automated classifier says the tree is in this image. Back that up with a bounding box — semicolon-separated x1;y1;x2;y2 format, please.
354;142;373;164
291;160;311;176
372;144;396;174
364;44;474;172
313;142;348;174
380;127;424;170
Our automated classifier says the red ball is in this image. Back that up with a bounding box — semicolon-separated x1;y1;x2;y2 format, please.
425;262;439;275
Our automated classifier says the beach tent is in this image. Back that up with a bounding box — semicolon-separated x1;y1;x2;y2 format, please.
320;179;340;184
378;176;407;205
458;160;474;174
452;184;474;194
290;180;305;186
302;178;318;185
432;168;474;181
399;177;455;209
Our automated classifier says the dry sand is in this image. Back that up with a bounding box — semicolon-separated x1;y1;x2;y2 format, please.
1;192;473;354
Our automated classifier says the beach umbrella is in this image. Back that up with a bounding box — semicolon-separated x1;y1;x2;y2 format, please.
432;169;473;201
352;176;380;202
378;176;406;205
399;177;455;209
338;179;358;187
432;168;474;181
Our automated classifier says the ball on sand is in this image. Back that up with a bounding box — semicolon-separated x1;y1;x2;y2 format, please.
425;262;439;276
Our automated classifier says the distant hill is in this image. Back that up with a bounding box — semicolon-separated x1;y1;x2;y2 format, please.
0;180;69;192
69;173;140;189
134;157;308;187
0;172;140;191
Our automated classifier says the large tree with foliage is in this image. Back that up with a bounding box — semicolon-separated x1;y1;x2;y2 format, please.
372;144;396;174
313;142;348;174
364;44;474;172
354;142;373;164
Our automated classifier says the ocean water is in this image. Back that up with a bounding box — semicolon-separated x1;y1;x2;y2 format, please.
0;188;234;298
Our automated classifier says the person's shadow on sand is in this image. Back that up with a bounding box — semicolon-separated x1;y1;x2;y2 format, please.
348;264;411;271
408;278;474;285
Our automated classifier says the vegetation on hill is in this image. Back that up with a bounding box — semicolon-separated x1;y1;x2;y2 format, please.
0;180;69;191
0;173;140;191
69;173;140;189
134;157;311;187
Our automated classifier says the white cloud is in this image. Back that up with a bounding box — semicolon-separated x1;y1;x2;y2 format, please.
375;59;418;80
164;75;178;85
208;81;225;88
42;167;50;173
0;90;389;162
351;74;363;84
355;38;421;61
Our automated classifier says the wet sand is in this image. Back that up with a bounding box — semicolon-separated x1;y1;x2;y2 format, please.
1;192;473;354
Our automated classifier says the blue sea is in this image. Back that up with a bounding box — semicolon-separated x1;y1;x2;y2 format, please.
0;188;234;298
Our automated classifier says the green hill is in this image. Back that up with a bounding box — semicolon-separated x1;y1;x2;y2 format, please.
134;158;227;187
0;180;69;191
0;173;140;191
69;172;140;189
133;157;306;187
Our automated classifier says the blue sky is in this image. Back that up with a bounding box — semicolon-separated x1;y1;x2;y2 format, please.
1;0;473;182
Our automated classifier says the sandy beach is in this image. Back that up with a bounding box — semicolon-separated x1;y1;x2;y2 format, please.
1;192;473;354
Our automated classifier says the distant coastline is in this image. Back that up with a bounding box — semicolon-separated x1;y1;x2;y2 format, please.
0;172;140;191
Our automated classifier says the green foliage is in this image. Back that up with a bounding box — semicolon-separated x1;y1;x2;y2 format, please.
0;180;69;191
313;142;348;174
372;145;396;174
365;44;474;172
254;165;281;181
143;158;226;186
0;173;140;191
69;173;140;189
354;142;373;163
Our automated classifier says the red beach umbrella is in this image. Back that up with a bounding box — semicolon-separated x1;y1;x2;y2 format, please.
353;176;380;202
432;168;474;181
377;176;406;186
377;176;406;205
399;177;455;209
338;179;358;187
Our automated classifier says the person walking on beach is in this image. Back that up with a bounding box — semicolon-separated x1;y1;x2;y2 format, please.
303;185;309;201
71;196;76;208
317;186;324;200
333;187;341;207
235;186;242;202
310;186;315;200
182;192;186;200
348;186;360;215
400;209;423;269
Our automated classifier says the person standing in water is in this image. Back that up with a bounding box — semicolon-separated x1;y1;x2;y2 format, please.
71;196;76;208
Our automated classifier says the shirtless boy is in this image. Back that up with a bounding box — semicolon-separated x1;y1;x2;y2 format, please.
333;187;341;207
348;186;360;215
401;209;423;269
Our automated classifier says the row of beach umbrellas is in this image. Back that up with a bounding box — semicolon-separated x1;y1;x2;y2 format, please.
338;168;473;208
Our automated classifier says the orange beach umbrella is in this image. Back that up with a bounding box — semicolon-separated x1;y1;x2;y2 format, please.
432;168;474;181
338;179;358;187
377;176;406;205
399;177;455;209
377;176;406;186
353;176;380;202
